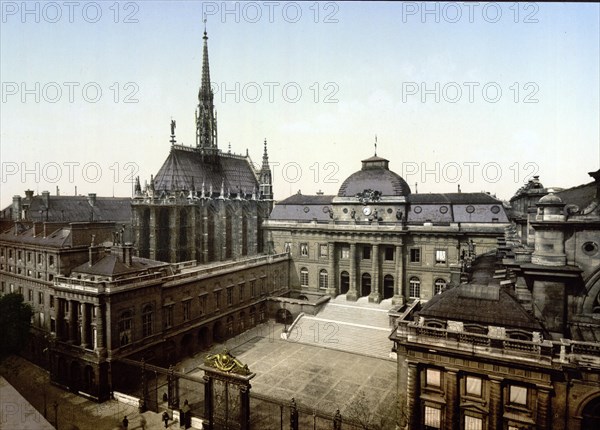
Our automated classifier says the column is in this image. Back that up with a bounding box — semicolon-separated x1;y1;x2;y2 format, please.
407;361;419;429
70;300;78;343
393;243;405;305
444;369;459;430
81;303;89;349
326;242;337;298
55;298;64;340
149;207;157;261
347;243;358;301
169;207;180;263
537;386;552;429
369;244;381;303
190;208;197;261
94;304;105;351
489;377;503;430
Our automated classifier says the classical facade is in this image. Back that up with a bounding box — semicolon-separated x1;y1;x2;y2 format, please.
264;154;509;304
132;29;273;264
0;222;289;401
390;169;600;429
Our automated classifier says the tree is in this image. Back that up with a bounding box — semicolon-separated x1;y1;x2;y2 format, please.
0;293;33;360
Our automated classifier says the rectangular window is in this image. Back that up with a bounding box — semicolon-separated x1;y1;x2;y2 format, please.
27;252;31;262
426;369;441;387
319;244;328;258
509;385;527;406
183;300;191;321
199;295;207;316
464;415;482;430
227;288;233;306
48;256;54;267
1;281;4;294
384;246;394;261
300;269;309;287
284;242;292;253
49;295;54;308
9;249;13;259
424;406;441;429
38;292;44;305
39;312;45;328
239;283;245;302
50;318;56;333
250;280;256;298
435;249;447;264
341;246;349;259
362;246;371;260
18;250;22;261
465;376;482;397
28;289;33;301
164;306;174;328
37;254;42;264
300;243;308;257
214;291;221;310
410;248;421;263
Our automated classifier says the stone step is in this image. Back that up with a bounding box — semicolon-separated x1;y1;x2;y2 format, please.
287;315;394;360
316;303;390;329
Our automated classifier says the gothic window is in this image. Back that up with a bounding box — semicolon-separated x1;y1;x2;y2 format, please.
142;305;153;337
319;269;328;290
409;277;421;298
300;268;309;287
119;311;133;346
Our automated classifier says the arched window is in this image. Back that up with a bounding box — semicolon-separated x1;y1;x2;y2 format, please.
142;305;153;337
434;279;446;295
409;277;421;299
319;269;328;290
118;311;133;346
300;267;309;287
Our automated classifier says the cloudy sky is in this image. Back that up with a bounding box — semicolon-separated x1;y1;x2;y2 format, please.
1;1;599;208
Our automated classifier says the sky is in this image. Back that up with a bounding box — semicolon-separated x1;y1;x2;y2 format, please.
1;1;599;208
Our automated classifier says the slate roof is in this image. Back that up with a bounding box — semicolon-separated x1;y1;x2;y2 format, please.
555;181;597;210
408;193;501;204
1;196;132;223
0;224;72;248
153;147;259;195
419;254;542;330
270;194;334;221
72;253;168;277
338;168;411;197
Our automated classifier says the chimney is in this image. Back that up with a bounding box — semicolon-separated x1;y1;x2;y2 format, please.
32;222;38;237
122;244;133;267
75;186;77;196
56;186;60;196
24;190;34;200
41;191;50;208
88;193;97;207
88;235;98;267
12;195;22;221
457;184;461;193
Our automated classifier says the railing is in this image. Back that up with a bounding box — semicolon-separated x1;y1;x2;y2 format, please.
395;322;599;368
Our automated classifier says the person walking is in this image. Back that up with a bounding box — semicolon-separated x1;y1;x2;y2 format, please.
122;416;128;429
162;411;170;428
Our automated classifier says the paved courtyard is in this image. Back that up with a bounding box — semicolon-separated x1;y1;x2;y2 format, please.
182;322;398;422
0;322;399;429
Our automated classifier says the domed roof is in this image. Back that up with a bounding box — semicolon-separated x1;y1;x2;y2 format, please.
538;192;563;205
337;155;411;197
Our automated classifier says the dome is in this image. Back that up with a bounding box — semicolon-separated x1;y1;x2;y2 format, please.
337;155;411;197
538;192;563;205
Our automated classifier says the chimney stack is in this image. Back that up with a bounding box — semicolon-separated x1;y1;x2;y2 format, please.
88;193;97;207
88;235;98;267
41;191;50;208
56;186;60;196
12;195;22;221
24;190;34;200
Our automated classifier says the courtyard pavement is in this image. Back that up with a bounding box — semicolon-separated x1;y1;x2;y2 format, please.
0;321;399;429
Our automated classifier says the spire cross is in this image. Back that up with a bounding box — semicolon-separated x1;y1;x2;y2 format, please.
374;134;377;156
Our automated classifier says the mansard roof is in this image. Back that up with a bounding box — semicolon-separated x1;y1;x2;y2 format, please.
408;192;501;204
71;253;168;277
153;147;259;195
270;194;334;221
1;196;131;223
419;253;542;331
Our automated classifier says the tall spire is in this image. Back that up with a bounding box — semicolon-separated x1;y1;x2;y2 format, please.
259;138;273;200
196;17;217;151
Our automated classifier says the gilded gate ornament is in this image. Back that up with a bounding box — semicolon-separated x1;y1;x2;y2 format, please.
204;349;251;375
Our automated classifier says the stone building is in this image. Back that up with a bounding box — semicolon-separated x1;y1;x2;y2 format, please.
264;153;509;304
390;169;600;429
132;28;273;264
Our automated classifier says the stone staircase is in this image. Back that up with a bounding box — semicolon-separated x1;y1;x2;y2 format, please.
285;295;396;360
